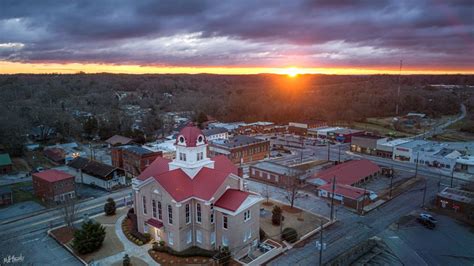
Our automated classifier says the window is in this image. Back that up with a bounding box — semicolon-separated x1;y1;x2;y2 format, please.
211;232;216;245
158;201;162;220
180;152;187;161
244;210;251;222
196;229;202;244
222;235;229;246
185;204;190;224
196;203;202;223
152;200;157;218
243;229;252;242
168;232;174;246
142;196;147;215
196;152;203;161
168;204;173;224
223;215;228;229
210;204;214;224
186;230;192;244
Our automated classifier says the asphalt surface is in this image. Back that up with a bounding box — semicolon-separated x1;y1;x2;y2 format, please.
0;189;132;265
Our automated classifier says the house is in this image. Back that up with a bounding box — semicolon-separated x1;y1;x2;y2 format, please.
44;147;66;164
249;161;305;186
105;135;134;147
68;157;126;190
437;187;474;216
202;127;229;141
112;146;162;177
307;159;380;211
132;124;262;258
0;153;13;174
0;186;13;206
208;135;270;164
45;142;83;163
350;134;388;156
32;169;75;203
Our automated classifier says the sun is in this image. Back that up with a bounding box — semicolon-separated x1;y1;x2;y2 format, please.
286;67;299;77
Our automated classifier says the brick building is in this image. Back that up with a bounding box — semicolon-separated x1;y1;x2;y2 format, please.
249;161;305;186
112;146;162;177
288;121;327;136
350;134;387;156
32;169;75;203
208;135;270;164
0;153;13;174
437;187;474;216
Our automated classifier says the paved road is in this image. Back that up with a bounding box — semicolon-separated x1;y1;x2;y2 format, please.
270;176;442;265
413;103;466;140
0;188;133;265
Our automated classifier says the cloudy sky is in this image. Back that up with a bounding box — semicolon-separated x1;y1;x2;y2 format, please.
0;0;473;74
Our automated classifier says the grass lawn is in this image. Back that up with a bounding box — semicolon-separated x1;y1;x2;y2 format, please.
260;200;328;242
4;181;41;204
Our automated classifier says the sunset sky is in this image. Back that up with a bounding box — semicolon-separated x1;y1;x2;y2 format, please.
1;0;473;74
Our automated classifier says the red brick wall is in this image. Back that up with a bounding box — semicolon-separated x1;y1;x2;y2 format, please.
0;165;12;174
122;150;162;176
249;167;293;186
228;141;270;164
32;175;74;202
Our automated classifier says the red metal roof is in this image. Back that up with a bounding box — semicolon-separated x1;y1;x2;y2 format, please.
137;157;171;181
33;169;74;183
175;123;207;147
139;155;238;202
310;159;380;186
146;218;163;229
214;189;251;212
319;183;367;200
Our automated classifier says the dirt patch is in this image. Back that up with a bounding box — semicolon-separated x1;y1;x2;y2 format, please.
262;201;274;206
94;207;128;225
50;226;76;244
148;250;214;265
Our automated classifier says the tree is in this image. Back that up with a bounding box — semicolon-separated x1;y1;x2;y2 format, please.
123;254;131;266
61;198;78;227
272;206;282;225
282;174;304;208
83;116;98;137
104;197;116;216
195;111;208;129
261;183;271;204
72;220;106;254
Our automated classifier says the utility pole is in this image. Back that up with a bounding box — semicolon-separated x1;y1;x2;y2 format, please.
395;60;403;116
422;178;427;208
389;167;394;199
330;176;336;221
450;169;454;188
414;152;420;178
317;220;325;266
338;145;341;163
360;185;367;215
327;142;330;161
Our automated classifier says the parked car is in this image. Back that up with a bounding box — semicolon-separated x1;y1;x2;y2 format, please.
417;213;437;229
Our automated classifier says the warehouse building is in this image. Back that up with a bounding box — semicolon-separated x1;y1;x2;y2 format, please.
350;134;388;156
249;161;305;186
208;135;270;164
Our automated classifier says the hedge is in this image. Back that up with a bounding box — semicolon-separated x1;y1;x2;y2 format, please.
281;227;298;243
152;245;217;258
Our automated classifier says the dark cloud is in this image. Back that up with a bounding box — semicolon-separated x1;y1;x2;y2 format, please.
0;0;472;69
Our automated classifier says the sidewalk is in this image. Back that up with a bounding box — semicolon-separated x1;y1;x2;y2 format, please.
93;215;154;265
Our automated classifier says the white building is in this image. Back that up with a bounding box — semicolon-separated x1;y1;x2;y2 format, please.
202;127;229;141
67;157;127;190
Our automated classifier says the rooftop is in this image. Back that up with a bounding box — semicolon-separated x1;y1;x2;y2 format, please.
397;140;429;149
68;157;121;180
0;153;12;166
438;187;474;204
105;135;133;146
212;135;268;149
379;138;412;147
214;189;251;212
202;127;228;136
333;128;364;135
123;145;155;155
309;159;381;186
319;183;367;200
33;169;74;183
251;161;304;176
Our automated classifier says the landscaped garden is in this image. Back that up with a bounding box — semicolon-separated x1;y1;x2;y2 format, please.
259;200;328;244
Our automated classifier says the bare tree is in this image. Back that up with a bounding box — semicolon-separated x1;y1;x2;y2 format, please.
61;198;79;228
282;170;304;208
261;183;271;204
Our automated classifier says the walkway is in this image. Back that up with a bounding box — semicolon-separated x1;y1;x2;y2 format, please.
93;215;156;265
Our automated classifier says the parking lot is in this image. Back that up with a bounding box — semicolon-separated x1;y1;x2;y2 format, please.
381;212;474;265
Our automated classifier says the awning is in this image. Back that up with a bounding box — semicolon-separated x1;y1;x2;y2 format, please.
146;218;163;229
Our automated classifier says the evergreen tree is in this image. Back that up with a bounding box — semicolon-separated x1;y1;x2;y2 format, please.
104;198;116;216
72;220;106;254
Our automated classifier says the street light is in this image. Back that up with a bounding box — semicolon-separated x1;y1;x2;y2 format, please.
316;220;326;266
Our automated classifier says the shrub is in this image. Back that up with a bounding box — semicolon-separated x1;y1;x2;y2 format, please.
123;254;131;266
153;245;216;258
281;227;298;243
72;220;106;254
272;206;282;225
159;240;165;247
104;198;116;216
259;228;266;241
215;246;231;266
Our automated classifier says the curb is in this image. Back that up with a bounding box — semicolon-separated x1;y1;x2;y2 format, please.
48;228;88;266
